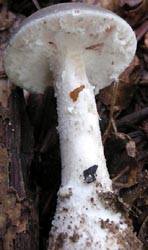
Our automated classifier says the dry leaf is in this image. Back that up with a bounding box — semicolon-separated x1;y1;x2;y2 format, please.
138;216;148;247
144;32;148;48
135;20;148;41
83;0;120;12
126;140;137;158
0;7;16;31
118;0;148;27
99;56;141;111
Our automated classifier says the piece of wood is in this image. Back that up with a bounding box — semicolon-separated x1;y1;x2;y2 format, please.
0;80;38;250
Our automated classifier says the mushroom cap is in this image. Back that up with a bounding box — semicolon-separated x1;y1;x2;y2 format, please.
4;3;137;94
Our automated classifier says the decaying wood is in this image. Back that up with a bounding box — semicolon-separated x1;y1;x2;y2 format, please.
0;80;38;250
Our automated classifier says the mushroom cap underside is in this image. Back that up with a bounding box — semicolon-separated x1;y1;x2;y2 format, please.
4;3;137;94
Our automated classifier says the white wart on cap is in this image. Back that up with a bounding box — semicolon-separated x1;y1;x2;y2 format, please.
4;3;136;94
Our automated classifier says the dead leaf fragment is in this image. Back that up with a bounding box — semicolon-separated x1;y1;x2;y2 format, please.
144;32;148;48
118;0;148;27
135;21;148;41
0;7;16;31
126;140;137;158
83;0;120;12
99;56;141;112
139;216;148;247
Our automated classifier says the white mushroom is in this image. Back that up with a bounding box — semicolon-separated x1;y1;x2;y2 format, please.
4;3;141;250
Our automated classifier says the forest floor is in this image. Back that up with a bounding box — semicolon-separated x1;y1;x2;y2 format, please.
0;0;148;249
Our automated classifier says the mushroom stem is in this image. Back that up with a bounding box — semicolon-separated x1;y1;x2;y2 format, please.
54;49;112;191
48;49;135;250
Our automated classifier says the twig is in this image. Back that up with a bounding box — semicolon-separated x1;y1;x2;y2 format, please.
103;80;119;144
32;0;41;10
112;165;129;184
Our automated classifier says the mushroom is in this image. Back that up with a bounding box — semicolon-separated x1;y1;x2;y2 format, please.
4;3;141;250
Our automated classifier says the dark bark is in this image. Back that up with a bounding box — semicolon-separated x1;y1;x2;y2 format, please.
0;80;38;250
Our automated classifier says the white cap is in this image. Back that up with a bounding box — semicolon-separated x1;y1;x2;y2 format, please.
4;3;137;94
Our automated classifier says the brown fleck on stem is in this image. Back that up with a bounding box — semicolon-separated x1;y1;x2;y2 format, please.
70;85;85;102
